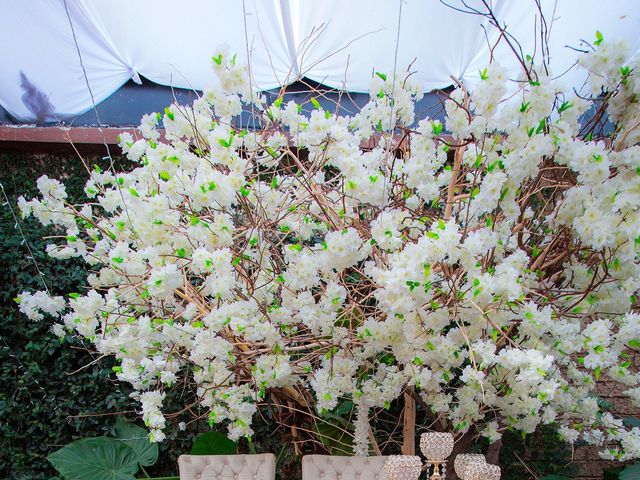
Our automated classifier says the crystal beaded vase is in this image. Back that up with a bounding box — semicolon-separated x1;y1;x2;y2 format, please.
383;455;423;480
419;432;455;480
453;453;486;479
464;462;501;480
420;432;454;461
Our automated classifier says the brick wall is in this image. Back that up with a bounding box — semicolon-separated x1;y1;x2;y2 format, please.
573;380;639;480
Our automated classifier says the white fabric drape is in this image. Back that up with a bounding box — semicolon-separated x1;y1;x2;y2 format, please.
0;0;134;122
1;0;639;122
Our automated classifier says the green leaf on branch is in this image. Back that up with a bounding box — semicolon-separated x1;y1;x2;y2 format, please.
48;437;139;480
594;30;604;47
558;101;573;114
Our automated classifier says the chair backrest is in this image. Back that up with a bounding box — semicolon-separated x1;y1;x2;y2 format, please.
178;453;276;480
302;455;389;480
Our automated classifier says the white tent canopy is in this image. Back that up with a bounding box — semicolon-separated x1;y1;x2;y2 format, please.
1;0;639;122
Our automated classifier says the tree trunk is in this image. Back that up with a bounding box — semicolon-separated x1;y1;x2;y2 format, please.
445;433;475;480
486;438;502;464
401;388;416;455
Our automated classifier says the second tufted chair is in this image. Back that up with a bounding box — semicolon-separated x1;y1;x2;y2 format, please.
178;453;276;480
302;455;389;480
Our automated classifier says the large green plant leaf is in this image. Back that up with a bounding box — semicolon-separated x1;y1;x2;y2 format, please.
313;421;353;456
114;417;159;467
624;417;640;428
621;464;640;480
48;437;139;480
191;431;238;455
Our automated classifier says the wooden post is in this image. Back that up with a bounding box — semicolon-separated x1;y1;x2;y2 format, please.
401;388;416;455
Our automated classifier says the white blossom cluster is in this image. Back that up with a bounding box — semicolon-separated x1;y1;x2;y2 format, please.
17;37;640;460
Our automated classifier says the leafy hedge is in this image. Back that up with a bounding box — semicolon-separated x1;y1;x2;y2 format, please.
0;152;133;479
499;427;576;479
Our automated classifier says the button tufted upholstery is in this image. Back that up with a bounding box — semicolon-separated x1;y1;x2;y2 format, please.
178;454;276;480
302;455;389;480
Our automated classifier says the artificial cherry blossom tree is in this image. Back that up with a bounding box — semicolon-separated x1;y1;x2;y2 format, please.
17;26;640;465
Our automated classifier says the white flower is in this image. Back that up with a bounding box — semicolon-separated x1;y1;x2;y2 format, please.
17;291;65;321
147;263;183;298
481;421;502;443
558;425;580;444
253;354;294;389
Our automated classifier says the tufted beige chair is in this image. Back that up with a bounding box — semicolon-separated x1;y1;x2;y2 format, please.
178;454;276;480
302;455;389;480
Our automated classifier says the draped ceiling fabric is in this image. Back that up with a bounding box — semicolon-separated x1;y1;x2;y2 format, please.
1;0;639;123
